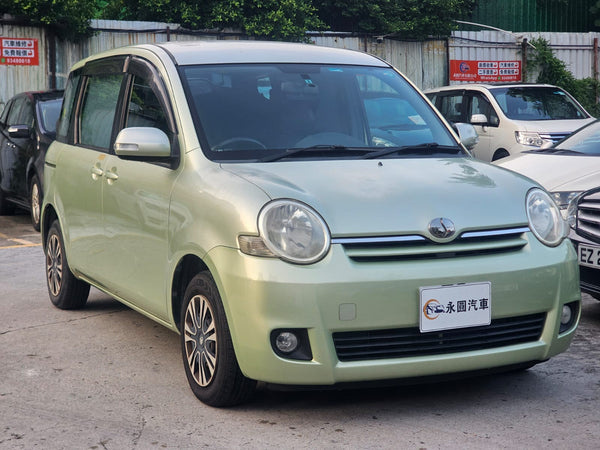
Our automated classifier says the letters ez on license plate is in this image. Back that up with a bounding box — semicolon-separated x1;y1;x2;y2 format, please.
578;244;600;268
419;282;491;333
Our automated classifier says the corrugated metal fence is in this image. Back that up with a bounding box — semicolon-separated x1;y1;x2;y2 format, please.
451;30;599;82
1;19;600;108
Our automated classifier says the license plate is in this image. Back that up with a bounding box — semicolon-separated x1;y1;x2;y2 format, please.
578;244;600;268
419;282;491;333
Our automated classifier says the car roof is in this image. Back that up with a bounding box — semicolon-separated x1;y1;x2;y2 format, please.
80;40;389;68
8;90;64;102
156;40;389;66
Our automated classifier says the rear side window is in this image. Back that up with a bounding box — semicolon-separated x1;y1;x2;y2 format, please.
79;74;123;150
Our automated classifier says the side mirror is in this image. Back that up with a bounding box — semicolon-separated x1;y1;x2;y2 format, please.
114;127;171;158
470;114;488;125
8;124;31;138
453;123;479;150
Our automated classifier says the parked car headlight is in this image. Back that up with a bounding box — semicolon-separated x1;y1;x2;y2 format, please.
515;131;552;147
566;192;584;229
526;188;567;247
551;191;582;217
240;200;330;264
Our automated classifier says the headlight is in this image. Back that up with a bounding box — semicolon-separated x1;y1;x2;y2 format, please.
551;191;582;217
515;131;552;147
566;192;584;229
526;188;567;247
240;200;330;264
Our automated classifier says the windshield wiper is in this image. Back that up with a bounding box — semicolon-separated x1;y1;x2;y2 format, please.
260;145;372;162
532;148;585;155
364;143;462;159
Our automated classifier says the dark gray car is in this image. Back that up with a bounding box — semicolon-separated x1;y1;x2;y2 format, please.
0;90;63;230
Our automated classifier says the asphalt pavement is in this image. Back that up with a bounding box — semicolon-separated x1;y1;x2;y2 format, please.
1;213;599;449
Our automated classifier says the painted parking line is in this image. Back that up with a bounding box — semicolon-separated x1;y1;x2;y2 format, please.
0;231;41;249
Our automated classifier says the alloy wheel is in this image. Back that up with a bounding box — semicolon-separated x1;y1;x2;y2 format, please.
46;234;63;297
184;294;218;387
31;182;41;227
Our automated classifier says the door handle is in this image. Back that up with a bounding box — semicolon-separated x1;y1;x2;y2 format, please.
104;169;119;185
91;165;104;180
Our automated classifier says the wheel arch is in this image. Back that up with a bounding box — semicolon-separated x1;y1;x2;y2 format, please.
41;204;58;251
171;254;209;332
492;148;510;161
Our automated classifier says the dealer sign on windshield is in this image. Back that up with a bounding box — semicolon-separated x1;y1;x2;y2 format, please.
419;282;491;333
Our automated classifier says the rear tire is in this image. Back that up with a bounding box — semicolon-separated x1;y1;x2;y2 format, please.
181;272;256;407
45;220;90;309
29;174;42;231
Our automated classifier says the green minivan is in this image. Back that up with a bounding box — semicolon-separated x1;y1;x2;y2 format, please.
42;41;580;407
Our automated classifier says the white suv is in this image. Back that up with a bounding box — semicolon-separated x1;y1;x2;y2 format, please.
425;83;594;161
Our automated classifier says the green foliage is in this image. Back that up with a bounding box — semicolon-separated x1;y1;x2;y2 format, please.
528;37;600;117
0;0;98;40
3;0;477;41
315;0;478;38
210;0;325;42
96;0;324;41
592;1;600;27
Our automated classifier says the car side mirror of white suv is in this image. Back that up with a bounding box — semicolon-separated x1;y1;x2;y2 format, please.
453;123;479;150
114;127;171;157
470;114;488;125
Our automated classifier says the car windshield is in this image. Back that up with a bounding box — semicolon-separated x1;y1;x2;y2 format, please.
181;64;460;162
552;120;600;155
38;98;63;134
490;86;588;121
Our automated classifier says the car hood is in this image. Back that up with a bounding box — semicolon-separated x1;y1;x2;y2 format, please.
512;118;594;133
494;153;600;192
222;158;534;238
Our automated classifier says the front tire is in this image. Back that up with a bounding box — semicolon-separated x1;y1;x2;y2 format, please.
181;272;256;407
45;220;90;309
29;175;42;231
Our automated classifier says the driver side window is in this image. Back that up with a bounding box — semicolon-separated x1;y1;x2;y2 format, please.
126;75;169;136
470;94;499;126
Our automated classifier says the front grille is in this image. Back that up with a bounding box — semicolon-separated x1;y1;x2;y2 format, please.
333;227;530;262
333;313;545;362
539;132;570;144
575;188;600;242
580;266;600;296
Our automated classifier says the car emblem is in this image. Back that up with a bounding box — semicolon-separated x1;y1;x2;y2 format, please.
428;218;456;239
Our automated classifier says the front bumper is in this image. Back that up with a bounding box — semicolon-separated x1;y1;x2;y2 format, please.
207;235;580;385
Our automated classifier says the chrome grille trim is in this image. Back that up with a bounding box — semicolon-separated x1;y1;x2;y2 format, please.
539;132;570;143
575;189;600;242
334;227;530;260
332;235;426;245
460;227;530;239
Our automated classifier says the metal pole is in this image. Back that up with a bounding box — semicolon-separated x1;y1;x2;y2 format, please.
521;38;528;82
